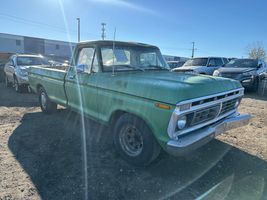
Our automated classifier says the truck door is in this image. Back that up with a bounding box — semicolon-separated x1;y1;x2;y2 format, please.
65;47;99;119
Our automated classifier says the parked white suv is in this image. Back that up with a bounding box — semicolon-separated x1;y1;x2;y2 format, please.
4;54;50;92
174;57;229;75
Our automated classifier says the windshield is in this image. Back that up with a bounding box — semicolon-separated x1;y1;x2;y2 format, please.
184;58;208;66
17;56;49;66
100;45;169;71
224;59;258;68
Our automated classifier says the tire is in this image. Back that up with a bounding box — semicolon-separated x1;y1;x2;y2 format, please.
5;76;12;88
27;85;32;93
113;114;161;166
38;87;57;114
13;77;23;93
252;78;259;92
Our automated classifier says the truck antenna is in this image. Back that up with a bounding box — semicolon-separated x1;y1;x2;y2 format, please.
112;27;117;76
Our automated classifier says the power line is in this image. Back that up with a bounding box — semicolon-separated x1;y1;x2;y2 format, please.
0;12;98;37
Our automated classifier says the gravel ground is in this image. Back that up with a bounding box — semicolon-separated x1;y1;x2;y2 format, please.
0;83;267;200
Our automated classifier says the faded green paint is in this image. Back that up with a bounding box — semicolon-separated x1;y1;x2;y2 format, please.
28;41;243;149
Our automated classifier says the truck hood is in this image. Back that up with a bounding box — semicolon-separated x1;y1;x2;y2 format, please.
218;67;256;74
99;71;242;105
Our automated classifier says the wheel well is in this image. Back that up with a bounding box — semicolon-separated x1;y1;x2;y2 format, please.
109;110;126;126
109;110;153;134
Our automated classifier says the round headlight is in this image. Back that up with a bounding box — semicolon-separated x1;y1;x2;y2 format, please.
177;116;187;130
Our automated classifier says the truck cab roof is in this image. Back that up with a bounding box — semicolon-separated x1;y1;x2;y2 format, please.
77;40;159;49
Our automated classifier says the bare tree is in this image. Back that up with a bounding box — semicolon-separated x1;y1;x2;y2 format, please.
247;41;266;59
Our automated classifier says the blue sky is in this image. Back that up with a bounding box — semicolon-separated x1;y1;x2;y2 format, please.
0;0;266;58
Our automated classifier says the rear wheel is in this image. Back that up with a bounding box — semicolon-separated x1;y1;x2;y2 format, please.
113;114;161;166
38;87;57;114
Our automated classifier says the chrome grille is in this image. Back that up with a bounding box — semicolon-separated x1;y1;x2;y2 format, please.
220;98;238;115
190;105;220;126
168;89;244;137
191;90;239;106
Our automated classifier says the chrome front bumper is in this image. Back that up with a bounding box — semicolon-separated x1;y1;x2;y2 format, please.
166;113;251;156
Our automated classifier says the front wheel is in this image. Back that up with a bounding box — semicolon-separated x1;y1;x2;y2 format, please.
38;87;57;114
14;77;22;93
113;114;161;166
252;78;259;92
5;76;12;88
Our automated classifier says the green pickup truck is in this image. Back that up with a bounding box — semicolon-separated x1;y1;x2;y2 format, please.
28;40;251;166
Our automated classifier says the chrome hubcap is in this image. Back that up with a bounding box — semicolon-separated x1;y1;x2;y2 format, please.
119;124;143;157
41;92;47;109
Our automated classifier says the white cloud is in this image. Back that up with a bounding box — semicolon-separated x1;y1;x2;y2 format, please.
88;0;157;15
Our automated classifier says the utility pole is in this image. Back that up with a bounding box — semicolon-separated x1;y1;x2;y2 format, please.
76;18;80;42
191;42;196;58
101;23;106;40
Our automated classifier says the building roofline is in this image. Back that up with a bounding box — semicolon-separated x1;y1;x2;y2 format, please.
0;32;76;45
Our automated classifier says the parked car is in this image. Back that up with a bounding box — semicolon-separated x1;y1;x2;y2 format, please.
174;57;229;75
4;54;50;92
213;59;267;91
28;40;250;166
167;61;185;69
0;53;12;82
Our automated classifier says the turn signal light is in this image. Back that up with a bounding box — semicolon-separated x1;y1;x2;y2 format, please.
155;102;171;110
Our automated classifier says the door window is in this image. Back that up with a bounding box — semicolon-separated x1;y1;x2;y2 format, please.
223;58;229;64
215;58;223;66
92;54;99;73
77;47;95;73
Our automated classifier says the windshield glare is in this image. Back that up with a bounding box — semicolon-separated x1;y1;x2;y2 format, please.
17;56;49;66
224;59;258;68
184;58;208;66
100;46;169;71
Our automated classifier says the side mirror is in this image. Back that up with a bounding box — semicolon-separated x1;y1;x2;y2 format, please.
76;64;87;74
258;63;263;69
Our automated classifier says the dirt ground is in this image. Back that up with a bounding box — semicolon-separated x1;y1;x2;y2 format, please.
0;83;267;200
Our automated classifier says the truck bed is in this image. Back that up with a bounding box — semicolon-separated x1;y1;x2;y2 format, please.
28;66;67;106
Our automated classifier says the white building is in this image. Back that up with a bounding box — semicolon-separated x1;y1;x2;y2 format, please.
0;33;76;62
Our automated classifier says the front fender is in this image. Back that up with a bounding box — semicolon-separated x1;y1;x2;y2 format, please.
100;93;175;147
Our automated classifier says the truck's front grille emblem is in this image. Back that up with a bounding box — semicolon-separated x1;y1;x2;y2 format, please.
190;105;220;126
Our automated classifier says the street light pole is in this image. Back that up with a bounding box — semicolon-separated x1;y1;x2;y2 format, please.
77;18;80;42
191;42;195;58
